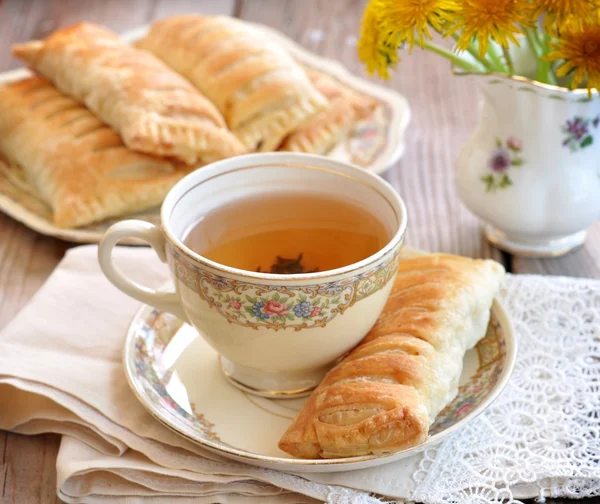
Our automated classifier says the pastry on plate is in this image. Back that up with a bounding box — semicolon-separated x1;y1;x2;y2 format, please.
12;22;247;165
0;77;192;228
279;68;379;154
278;254;505;459
136;15;329;151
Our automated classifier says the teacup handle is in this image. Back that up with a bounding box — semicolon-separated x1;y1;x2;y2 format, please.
98;220;189;323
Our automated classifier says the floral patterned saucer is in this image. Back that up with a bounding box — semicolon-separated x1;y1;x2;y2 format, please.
123;252;517;473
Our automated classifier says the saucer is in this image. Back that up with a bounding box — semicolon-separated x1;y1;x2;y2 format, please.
123;262;517;473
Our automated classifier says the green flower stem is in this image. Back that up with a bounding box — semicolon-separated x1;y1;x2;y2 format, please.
534;33;558;85
466;45;495;71
449;33;496;72
532;26;543;47
422;40;484;72
524;27;540;59
502;46;515;75
525;27;546;83
486;43;508;73
535;59;557;85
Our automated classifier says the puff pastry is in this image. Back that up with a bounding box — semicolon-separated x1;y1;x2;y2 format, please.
279;254;505;458
12;22;247;165
137;15;329;151
0;77;191;228
279;69;379;154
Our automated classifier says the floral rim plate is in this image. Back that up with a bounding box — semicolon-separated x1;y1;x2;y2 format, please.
0;20;410;244
123;249;517;473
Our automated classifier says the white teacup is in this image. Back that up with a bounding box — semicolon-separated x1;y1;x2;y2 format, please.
98;153;407;398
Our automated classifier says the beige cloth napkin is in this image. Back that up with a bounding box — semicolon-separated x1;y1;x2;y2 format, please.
0;245;415;503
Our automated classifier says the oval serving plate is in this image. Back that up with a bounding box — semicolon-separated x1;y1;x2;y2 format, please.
0;20;410;244
123;249;517;473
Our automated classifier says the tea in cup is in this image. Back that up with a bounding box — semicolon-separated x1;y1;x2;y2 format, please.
98;152;407;398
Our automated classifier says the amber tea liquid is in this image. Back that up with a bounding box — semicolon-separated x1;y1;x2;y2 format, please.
183;192;390;274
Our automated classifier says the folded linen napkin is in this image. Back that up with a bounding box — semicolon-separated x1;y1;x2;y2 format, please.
0;245;598;503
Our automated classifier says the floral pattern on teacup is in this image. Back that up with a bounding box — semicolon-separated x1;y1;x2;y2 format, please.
166;241;403;331
231;291;340;324
481;137;524;192
561;115;600;152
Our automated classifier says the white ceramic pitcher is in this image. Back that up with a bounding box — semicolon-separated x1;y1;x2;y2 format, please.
457;73;600;257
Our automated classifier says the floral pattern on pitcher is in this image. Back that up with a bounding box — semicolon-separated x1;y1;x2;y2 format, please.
561;115;600;152
166;242;403;331
481;137;524;192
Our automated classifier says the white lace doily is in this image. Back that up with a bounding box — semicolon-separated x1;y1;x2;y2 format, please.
411;274;600;503
322;274;600;504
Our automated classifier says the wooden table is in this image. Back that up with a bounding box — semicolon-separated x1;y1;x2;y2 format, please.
0;0;597;502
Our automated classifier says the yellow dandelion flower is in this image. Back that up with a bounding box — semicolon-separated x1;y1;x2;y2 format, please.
376;0;458;51
358;0;400;79
447;0;531;58
534;0;599;27
546;14;600;95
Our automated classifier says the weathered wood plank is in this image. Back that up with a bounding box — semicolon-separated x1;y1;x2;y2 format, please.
0;0;237;71
151;0;236;18
512;222;600;278
0;216;67;329
0;433;61;504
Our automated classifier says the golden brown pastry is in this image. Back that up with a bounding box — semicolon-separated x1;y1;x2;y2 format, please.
136;15;329;151
279;254;505;459
279;69;379;154
0;77;191;228
12;22;247;165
